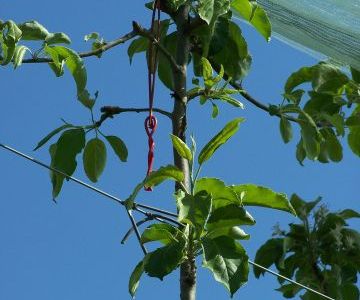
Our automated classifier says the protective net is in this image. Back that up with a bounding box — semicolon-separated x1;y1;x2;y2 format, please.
256;0;360;70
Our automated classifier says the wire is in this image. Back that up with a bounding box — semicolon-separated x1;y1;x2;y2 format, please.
0;142;176;218
249;261;335;300
0;142;335;300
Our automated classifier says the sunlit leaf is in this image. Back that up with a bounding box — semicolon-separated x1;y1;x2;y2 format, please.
144;165;184;189
198;118;244;164
232;184;296;215
13;45;30;69
45;32;71;45
18;20;49;40
170;134;192;161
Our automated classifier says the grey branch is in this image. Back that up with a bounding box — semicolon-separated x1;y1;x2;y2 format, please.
20;30;138;64
96;105;172;127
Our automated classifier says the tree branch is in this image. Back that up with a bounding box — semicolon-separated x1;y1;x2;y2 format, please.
95;105;172;127
208;58;301;123
20;30;138;64
132;21;183;74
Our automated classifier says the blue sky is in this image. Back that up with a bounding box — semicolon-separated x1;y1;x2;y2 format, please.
1;1;359;300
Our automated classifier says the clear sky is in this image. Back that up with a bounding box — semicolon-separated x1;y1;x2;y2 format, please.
1;1;359;300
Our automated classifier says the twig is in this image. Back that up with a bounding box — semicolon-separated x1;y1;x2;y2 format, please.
96;105;172;127
132;21;183;73
20;30;138;64
125;208;148;255
208;58;301;123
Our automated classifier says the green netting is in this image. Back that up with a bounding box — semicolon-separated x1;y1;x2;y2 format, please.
256;0;360;70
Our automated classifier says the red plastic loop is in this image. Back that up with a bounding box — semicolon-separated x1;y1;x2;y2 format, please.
144;115;157;137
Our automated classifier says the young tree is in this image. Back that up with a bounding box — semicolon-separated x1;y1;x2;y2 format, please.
1;1;359;299
254;195;360;300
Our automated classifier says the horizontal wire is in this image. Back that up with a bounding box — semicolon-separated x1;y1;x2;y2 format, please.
0;142;335;300
0;142;176;218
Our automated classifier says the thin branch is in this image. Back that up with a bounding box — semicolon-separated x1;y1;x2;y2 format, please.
20;30;138;64
207;58;302;123
95;105;172;127
132;21;183;73
125;208;148;255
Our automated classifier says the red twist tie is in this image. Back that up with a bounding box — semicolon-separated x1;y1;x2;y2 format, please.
144;115;157;191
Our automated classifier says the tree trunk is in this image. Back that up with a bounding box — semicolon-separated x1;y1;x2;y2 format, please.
171;5;196;300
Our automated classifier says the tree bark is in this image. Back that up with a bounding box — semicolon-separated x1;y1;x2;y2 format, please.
172;5;196;300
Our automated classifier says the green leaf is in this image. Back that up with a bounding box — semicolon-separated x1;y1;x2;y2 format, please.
34;123;73;151
211;102;219;118
49;143;63;199
279;117;293;144
127;37;148;64
348;105;360;157
144;240;185;280
231;0;272;41
321;128;343;162
44;45;87;95
158;32;176;90
141;223;181;245
312;63;349;93
195;177;240;209
348;125;360;157
284;66;314;94
350;67;360;84
105;135;128;162
253;238;283;278
201;57;213;80
77;89;95;109
275;283;303;298
84;32;100;42
300;123;321;161
290;194;321;220
215;93;244;109
0;20;22;65
170;134;192;161
211;21;251;80
232;184;296;215
45;32;71;45
207;204;255;231
296;139;306;166
166;0;187;11
202;236;249;297
338;209;360;220
198;0;214;24
198;118;244;165
144;165;184;189
83;138;107;183
13;45;30;69
128;260;144;299
177;190;212;236
207;226;250;240
51;128;86;198
341;283;359;300
18;20;49;40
